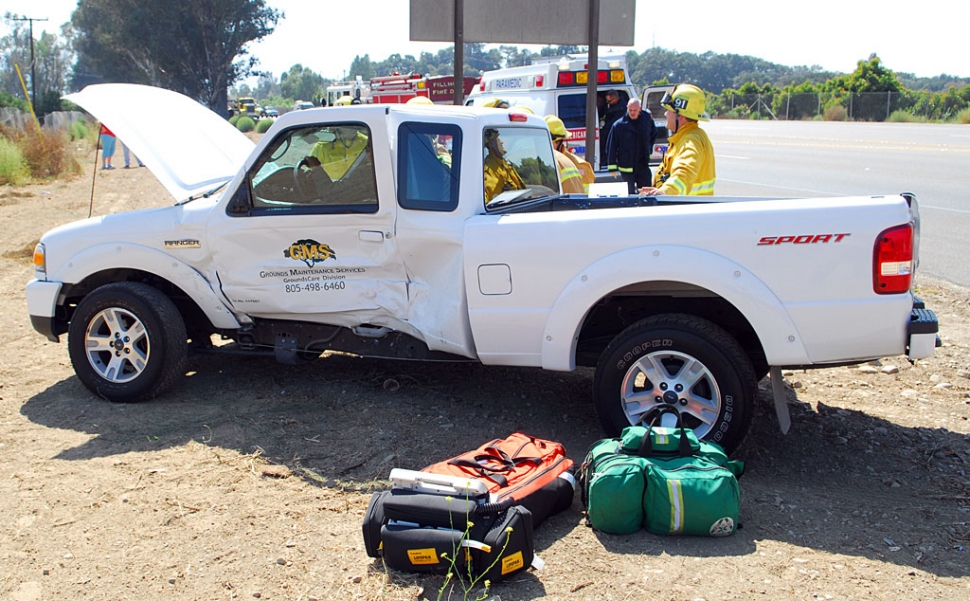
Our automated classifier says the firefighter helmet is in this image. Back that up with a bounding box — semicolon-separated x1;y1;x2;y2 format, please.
482;98;510;109
660;84;710;122
509;105;534;115
406;96;434;105
544;115;571;139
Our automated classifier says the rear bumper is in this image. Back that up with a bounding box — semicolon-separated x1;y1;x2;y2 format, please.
907;297;939;360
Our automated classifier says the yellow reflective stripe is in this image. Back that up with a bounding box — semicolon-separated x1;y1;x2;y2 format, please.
607;164;618;171
667;176;688;195
689;178;715;196
560;165;582;182
667;479;684;534
618;167;633;173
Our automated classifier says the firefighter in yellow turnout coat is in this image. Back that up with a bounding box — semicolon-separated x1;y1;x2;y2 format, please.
640;84;716;196
310;126;369;180
483;128;526;203
545;115;594;194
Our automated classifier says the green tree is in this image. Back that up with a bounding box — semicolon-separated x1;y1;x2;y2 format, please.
348;55;376;80
279;64;324;102
842;54;904;120
71;0;279;114
0;14;75;116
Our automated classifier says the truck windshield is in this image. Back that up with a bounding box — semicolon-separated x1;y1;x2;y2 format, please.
483;126;560;207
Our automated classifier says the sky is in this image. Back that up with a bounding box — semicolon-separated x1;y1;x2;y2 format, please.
5;0;969;83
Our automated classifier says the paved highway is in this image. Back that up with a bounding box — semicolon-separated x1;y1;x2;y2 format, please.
704;120;970;287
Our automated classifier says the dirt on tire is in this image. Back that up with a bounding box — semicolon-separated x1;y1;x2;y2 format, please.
1;140;968;600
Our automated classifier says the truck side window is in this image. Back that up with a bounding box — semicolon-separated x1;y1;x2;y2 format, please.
483;127;560;207
397;122;461;212
243;123;378;216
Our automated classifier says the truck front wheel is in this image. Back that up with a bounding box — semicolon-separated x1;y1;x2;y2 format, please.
68;282;187;402
592;314;756;454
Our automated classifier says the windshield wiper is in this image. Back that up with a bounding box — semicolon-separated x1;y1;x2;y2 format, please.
176;180;230;206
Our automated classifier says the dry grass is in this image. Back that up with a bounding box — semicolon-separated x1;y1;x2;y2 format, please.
0;124;83;181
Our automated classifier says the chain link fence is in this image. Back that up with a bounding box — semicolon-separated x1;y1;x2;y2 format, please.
709;91;967;122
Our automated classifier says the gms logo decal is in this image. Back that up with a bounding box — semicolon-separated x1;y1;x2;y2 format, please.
284;239;337;267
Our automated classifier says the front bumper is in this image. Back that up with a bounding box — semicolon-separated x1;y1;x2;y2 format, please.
25;279;63;342
907;296;940;360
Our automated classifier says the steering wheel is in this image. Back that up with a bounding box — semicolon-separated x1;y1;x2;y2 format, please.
292;157;332;201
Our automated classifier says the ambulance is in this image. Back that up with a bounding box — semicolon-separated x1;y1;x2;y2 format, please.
465;53;665;170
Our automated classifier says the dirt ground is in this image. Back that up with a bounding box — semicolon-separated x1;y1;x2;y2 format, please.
1;139;969;601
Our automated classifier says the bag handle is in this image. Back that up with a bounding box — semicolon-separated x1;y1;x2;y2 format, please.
637;406;693;458
447;447;541;489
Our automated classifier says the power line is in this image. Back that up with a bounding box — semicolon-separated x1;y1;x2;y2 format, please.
12;16;48;114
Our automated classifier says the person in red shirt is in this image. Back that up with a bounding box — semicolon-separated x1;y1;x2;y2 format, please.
99;123;116;169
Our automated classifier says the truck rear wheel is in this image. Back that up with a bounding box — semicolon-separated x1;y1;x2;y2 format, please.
592;314;756;454
68;282;187;403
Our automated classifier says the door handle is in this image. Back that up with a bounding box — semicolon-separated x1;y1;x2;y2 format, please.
359;230;385;243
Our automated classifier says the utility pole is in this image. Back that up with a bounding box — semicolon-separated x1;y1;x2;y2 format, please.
12;16;47;115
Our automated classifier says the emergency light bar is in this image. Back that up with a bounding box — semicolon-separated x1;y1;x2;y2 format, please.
557;70;626;87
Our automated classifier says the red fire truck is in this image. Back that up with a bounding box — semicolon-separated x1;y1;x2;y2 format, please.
368;73;478;105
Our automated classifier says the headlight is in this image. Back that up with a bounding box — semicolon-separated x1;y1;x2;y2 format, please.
33;243;46;277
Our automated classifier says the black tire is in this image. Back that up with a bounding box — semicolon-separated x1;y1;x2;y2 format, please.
68;282;187;403
593;314;756;454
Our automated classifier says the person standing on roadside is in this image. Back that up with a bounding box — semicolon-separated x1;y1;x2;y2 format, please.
122;141;144;168
639;84;715;196
99;123;116;170
605;98;655;195
599;89;626;168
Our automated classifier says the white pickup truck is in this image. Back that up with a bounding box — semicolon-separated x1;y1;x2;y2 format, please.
26;84;938;452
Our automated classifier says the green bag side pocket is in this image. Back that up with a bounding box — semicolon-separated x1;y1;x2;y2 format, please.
586;454;650;535
643;456;740;537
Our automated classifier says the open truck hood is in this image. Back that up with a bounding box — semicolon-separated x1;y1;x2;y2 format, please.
65;84;255;202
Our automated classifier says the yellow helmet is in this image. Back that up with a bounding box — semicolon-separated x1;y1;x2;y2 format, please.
334;96;353;106
481;98;510;109
661;84;710;121
509;105;534;115
543;115;571;139
406;96;434;105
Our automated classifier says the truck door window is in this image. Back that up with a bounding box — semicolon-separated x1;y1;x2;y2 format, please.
398;122;462;212
483;126;560;207
244;123;378;215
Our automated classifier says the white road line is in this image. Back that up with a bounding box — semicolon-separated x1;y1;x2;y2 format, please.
717;178;841;196
920;204;970;215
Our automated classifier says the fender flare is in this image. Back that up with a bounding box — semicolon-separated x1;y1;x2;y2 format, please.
49;242;241;330
540;245;809;371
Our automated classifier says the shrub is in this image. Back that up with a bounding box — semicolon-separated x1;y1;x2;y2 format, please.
228;115;240;127
255;119;274;133
956;108;970;124
1;125;81;180
887;110;923;123
69;119;91;141
0;134;29;184
236;116;256;132
823;104;847;121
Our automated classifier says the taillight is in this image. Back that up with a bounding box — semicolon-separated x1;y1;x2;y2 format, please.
535;74;544;87
873;223;913;294
508;112;528;122
478;77;484;92
558;72;574;86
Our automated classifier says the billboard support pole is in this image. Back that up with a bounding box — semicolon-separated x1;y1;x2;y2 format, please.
584;0;600;165
453;0;464;105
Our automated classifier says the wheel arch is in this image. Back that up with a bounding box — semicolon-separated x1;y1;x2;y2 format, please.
540;245;809;372
51;243;240;337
